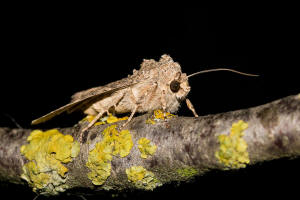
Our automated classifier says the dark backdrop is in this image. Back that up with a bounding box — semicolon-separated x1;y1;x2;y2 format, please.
1;5;299;200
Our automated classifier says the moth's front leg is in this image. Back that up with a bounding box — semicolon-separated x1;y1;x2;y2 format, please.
161;90;167;112
160;89;169;119
186;98;199;117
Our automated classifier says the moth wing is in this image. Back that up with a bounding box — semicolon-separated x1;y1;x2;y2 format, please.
70;76;135;102
31;79;137;125
31;98;92;125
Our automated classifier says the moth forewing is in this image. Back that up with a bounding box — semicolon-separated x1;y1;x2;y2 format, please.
31;83;137;125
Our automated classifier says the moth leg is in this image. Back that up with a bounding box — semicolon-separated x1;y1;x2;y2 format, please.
80;111;104;142
122;105;138;128
109;105;116;116
160;90;168;118
161;90;167;111
121;87;141;128
186;98;199;117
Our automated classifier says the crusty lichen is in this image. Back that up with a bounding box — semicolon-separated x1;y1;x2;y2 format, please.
82;114;128;126
86;125;133;185
146;109;176;124
215;120;250;169
86;140;113;185
176;167;198;178
103;125;133;158
126;166;162;190
138;138;157;159
20;129;80;195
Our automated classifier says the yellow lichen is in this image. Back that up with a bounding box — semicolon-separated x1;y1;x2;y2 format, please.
126;166;162;190
215;120;250;169
154;109;176;119
82;115;97;123
81;114;128;126
86;125;133;185
101;125;133;158
138;138;157;159
86;141;113;185
20;129;80;194
106;114;128;124
21;161;51;190
146;109;176;124
126;166;147;183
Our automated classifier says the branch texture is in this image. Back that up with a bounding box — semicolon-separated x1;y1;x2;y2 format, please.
1;94;300;196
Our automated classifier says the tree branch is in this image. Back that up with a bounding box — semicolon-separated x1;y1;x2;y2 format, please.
1;94;300;196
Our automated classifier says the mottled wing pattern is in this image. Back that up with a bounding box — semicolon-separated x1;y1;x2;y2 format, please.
31;76;139;125
71;76;139;102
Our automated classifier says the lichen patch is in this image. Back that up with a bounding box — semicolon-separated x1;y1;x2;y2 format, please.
146;109;176;124
81;114;128;126
126;166;161;190
20;129;80;195
138;138;157;159
86;140;113;185
86;125;133;185
215;120;250;169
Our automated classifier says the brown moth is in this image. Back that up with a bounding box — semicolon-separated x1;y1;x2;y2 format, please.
32;55;258;141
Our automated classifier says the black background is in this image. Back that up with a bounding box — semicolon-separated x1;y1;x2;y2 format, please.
1;5;300;200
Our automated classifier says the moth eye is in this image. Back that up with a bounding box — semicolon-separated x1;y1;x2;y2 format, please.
170;80;180;93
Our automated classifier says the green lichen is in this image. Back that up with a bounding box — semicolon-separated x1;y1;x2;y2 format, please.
215;120;250;169
86;125;133;185
146;109;176;124
126;166;162;190
20;129;80;195
176;167;198;178
138;138;157;159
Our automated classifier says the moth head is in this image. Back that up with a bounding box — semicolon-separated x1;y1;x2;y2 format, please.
168;71;191;100
155;55;191;100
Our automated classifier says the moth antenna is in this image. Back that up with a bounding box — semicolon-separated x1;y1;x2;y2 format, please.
187;68;259;78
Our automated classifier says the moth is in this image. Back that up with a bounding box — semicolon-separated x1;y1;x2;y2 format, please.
32;55;258;141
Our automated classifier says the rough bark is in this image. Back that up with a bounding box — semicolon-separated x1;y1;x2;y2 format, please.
1;94;300;196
